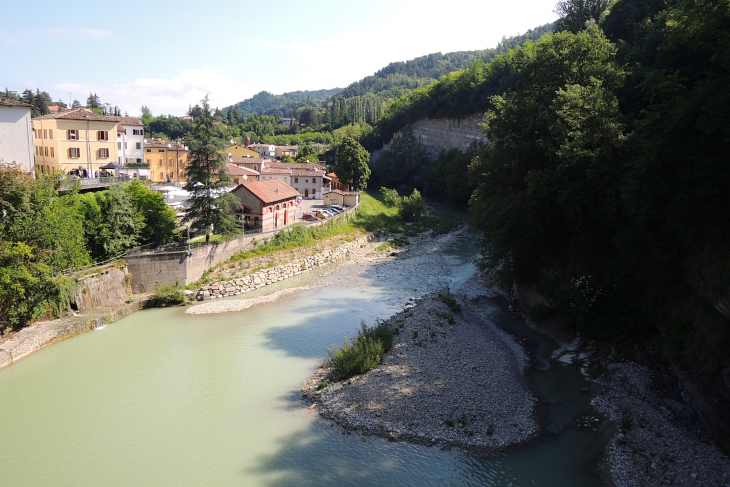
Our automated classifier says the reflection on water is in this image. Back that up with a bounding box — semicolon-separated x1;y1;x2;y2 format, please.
0;233;599;486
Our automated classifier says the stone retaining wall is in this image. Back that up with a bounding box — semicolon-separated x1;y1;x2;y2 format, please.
196;234;370;300
0;296;156;370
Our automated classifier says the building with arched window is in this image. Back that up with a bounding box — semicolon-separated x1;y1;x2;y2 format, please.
230;179;299;232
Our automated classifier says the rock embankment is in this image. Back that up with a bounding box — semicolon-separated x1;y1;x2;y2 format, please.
195;235;370;301
592;361;730;487
302;292;538;453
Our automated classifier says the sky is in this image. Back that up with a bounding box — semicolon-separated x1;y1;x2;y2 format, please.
1;0;558;117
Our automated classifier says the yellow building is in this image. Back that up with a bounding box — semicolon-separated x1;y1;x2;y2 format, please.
32;109;119;176
145;138;190;183
219;143;259;159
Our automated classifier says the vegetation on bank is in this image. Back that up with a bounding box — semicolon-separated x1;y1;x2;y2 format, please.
327;320;395;381
364;0;730;374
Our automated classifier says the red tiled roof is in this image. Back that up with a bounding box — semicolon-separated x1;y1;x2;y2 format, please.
260;167;292;175
0;98;33;108
235;179;299;204
118;116;142;126
33;108;120;122
227;163;260;176
145;138;187;150
48;105;61;112
229;157;270;165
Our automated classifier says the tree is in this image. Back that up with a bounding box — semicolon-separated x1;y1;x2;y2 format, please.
87;93;101;109
71;99;81;109
555;0;611;33
296;143;319;163
336;136;371;190
182;96;241;244
79;184;143;261
125;181;179;245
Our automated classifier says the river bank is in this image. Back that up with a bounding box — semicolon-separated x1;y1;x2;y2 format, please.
0;294;155;370
301;290;539;453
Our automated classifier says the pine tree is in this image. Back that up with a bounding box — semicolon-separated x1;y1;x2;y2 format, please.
182;96;241;244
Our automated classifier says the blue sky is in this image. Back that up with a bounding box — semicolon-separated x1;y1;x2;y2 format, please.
1;0;557;116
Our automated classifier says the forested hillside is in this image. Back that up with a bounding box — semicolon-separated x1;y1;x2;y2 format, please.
221;89;341;120
372;0;730;381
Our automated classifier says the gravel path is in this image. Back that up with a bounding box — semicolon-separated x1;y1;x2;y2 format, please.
302;291;538;454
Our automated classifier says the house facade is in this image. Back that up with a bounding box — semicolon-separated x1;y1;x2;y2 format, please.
221;143;259;158
32;108;119;177
117;116;145;164
0;98;35;175
324;189;359;207
247;143;276;158
227;163;260;185
267;161;330;199
259;166;292;186
231;179;299;232
275;146;298;159
144;138;189;183
228;156;269;172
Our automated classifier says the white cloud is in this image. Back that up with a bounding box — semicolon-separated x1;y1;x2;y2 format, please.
45;28;114;39
52;68;263;116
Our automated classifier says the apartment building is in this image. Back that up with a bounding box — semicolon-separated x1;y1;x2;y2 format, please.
32;109;119;177
144;138;189;183
0;98;35;175
117;117;145;164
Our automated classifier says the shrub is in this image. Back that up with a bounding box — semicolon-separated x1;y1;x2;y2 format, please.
154;283;186;307
380;187;401;207
439;294;461;312
398;189;427;222
327;319;394;380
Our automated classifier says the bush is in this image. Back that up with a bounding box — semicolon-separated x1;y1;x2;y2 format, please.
380;187;401;207
154;283;186;307
327;320;394;380
398;189;427;222
439;294;461;312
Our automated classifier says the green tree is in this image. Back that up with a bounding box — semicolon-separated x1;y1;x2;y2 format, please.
87;93;101;109
125;181;179;245
79;184;143;261
374;125;431;194
336;136;371;190
554;0;611;33
296;143;319;163
182;96;241;244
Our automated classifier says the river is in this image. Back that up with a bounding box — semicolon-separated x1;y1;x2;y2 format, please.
0;231;601;486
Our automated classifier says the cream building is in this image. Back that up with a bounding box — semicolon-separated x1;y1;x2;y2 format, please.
0;98;35;175
32;109;119;177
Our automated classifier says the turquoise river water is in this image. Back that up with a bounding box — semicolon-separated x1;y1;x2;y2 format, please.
0;235;602;486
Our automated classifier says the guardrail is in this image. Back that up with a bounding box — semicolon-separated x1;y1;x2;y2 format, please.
58;176;131;190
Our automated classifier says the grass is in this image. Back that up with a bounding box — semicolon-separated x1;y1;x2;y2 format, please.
153;283;186;307
327;320;395;380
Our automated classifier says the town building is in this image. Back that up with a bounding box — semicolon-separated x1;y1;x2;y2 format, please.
228;156;270;172
116;117;145;164
227;163;260;185
247;143;276;158
327;172;353;191
267;161;330;199
275;146;298;159
231;179;299;232
0;98;35;175
144;138;189;183
31;108;119;177
324;189;360;207
221;143;259;158
259;166;292;185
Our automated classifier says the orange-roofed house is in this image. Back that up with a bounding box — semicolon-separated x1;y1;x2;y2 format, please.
231;179;299;232
227;163;259;185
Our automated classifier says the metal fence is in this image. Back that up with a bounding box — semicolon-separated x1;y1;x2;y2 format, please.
58;176;131;190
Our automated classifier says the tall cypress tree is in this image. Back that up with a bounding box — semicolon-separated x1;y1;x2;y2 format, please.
182;96;241;244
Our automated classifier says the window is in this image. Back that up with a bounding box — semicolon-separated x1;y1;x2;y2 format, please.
146;149;152;153
305;179;309;183
118;142;122;150
97;131;109;141
158;149;164;153
168;158;174;166
43;129;47;139
44;147;48;157
50;147;54;157
68;130;78;140
159;172;164;180
49;129;53;139
133;129;143;135
69;148;80;158
158;160;163;166
146;159;151;164
125;142;127;149
294;177;298;183
99;148;109;158
137;158;142;163
136;142;141;150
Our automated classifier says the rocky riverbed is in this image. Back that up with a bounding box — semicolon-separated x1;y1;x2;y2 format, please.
301;291;539;453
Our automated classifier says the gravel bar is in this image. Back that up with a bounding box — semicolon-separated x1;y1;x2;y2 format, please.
302;291;538;454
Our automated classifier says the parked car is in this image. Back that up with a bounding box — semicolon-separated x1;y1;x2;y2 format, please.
302;213;320;222
315;210;329;219
330;204;344;212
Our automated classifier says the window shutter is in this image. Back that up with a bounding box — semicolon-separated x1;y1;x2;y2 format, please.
68;148;72;158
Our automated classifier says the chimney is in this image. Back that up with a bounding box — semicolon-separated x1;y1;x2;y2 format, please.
276;188;279;193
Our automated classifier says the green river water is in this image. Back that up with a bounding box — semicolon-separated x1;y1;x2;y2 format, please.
0;235;601;486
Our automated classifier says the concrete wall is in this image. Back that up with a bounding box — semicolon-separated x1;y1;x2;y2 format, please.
73;264;131;312
126;204;360;293
0;105;35;174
